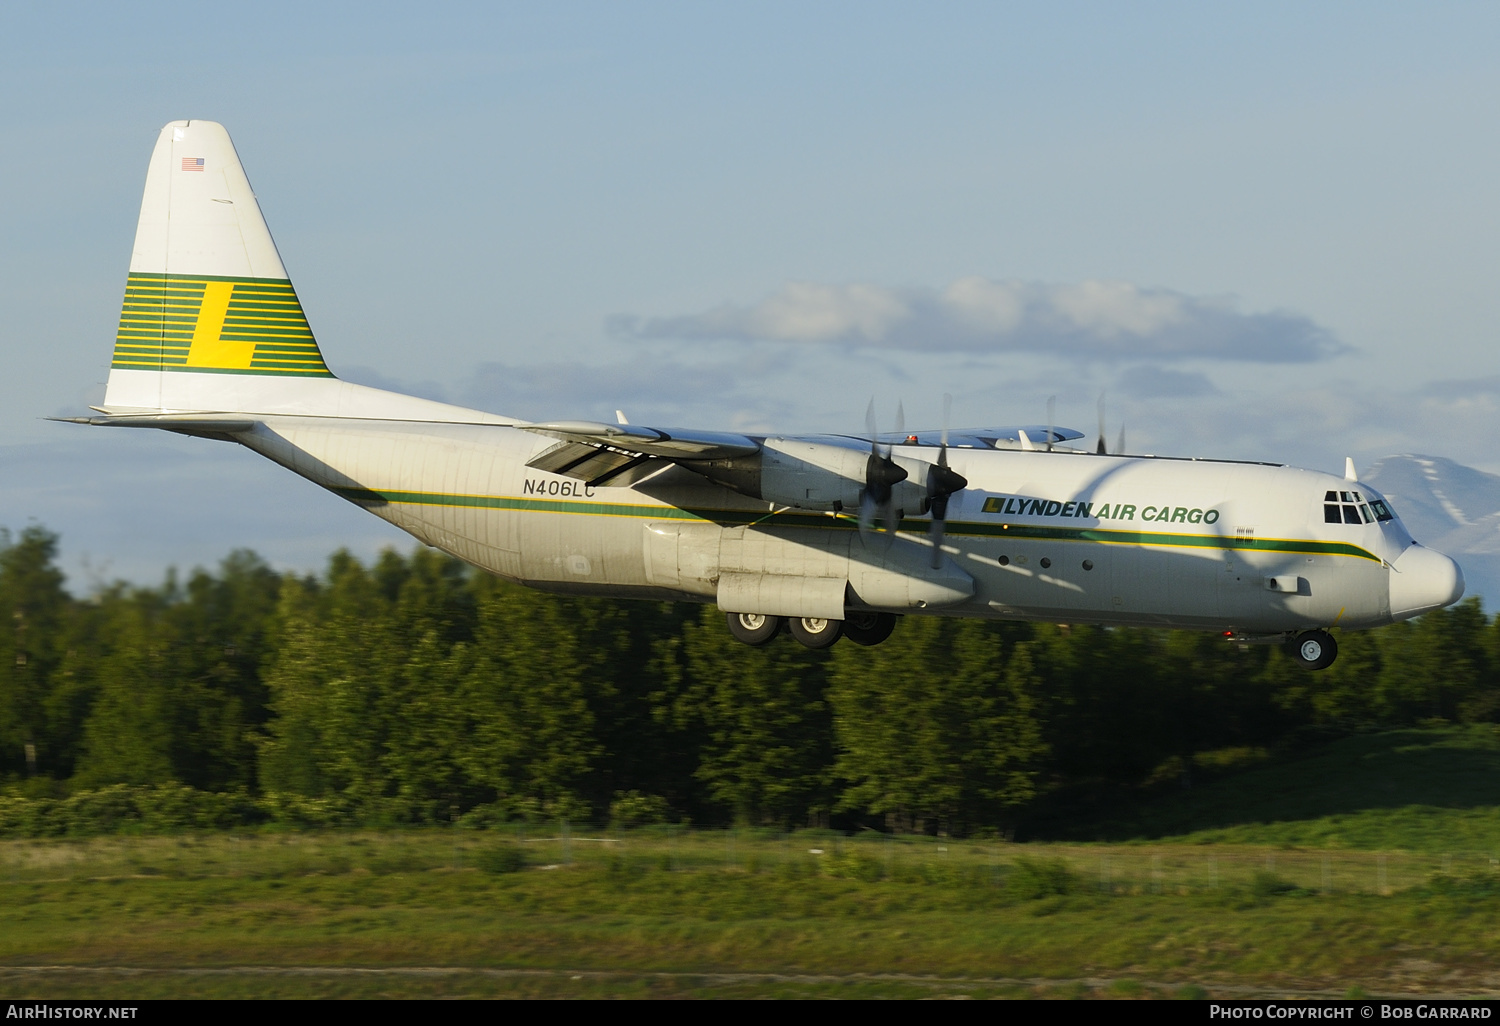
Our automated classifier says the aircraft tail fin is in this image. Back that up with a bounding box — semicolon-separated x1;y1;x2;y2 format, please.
97;120;514;426
104;120;335;412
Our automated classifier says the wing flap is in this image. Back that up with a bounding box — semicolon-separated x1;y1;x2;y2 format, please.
526;440;660;486
520;422;760;460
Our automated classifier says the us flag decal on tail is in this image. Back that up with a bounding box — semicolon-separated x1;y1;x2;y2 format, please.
180;157;204;171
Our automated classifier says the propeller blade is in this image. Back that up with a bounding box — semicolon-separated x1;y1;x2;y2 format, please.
1096;391;1107;455
861;399;880;541
1046;395;1056;452
859;399;908;538
925;394;968;567
858;492;877;540
1116;422;1126;456
925;470;968;568
893;401;905;448
942;390;954;456
928;498;947;568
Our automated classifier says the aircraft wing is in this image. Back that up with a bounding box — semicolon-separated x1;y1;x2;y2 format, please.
880;425;1086;448
520;421;761;486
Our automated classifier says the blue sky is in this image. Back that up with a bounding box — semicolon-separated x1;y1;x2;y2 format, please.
4;2;1500;585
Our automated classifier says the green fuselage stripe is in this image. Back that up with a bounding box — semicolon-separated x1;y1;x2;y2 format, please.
332;487;1382;562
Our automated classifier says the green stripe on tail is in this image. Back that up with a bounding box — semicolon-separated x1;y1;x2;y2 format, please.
109;273;333;377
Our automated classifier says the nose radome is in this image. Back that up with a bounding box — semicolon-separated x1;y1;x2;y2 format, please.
1389;545;1465;620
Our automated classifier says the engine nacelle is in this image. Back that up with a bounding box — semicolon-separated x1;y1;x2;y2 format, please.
691;438;937;515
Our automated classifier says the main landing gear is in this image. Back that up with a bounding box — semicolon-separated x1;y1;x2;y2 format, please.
842;611;898;647
724;611;899;649
1285;629;1338;670
725;612;780;647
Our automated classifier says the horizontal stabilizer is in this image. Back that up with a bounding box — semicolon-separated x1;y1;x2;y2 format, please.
50;413;256;432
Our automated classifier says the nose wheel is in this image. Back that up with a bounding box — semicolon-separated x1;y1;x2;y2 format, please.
1285;629;1338;670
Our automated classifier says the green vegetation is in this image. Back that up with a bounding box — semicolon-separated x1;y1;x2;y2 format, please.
1036;724;1500;850
4;523;1500;838
2;828;1498;998
4;526;1500;995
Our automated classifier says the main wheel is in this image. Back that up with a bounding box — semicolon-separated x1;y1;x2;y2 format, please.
787;616;843;649
1286;629;1338;670
726;611;782;647
842;611;897;646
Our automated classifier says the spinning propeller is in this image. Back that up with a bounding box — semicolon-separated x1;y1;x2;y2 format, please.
859;399;908;539
859;397;968;563
1095;391;1125;456
925;393;968;568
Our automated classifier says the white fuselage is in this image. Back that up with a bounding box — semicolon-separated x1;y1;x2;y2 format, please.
91;119;1464;641
230;415;1460;634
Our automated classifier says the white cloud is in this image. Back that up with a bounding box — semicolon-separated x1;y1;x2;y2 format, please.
611;277;1345;363
1420;375;1500;402
1117;365;1218;398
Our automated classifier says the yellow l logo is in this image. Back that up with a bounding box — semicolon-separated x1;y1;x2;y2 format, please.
185;282;254;369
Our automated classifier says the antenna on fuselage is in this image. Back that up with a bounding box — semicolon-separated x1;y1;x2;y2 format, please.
1345;457;1358;482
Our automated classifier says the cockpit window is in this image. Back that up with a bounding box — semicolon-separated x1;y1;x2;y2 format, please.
1324;490;1374;525
1324;490;1396;525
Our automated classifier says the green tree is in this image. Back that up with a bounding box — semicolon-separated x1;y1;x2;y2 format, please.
458;576;606;820
1375;599;1488;722
0;527;71;779
829;618;1047;834
671;606;833;827
67;551;282;791
259;556;469;819
72;587;178;786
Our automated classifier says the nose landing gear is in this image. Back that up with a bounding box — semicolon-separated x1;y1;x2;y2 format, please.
1285;629;1338;670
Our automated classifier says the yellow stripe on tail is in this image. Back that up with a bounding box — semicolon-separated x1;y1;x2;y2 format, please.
110;273;332;377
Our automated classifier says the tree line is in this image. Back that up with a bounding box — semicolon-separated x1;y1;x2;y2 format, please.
0;525;1495;835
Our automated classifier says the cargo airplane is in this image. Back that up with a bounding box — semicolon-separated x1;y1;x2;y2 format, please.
61;121;1466;669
